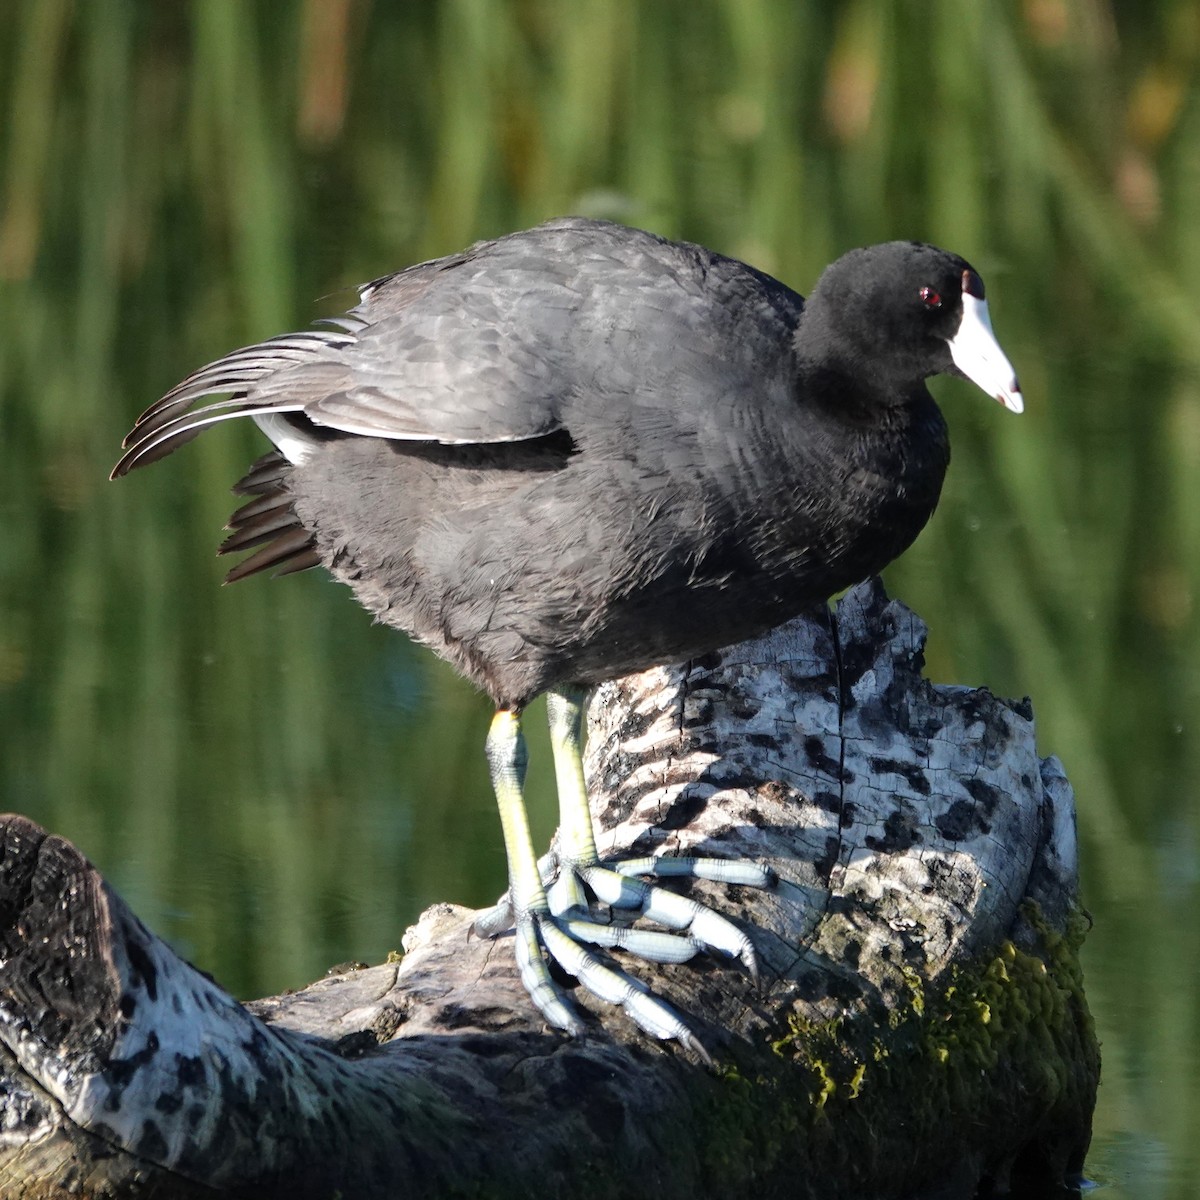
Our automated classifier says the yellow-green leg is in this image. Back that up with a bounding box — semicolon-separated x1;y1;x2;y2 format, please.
484;704;709;1053
546;686;598;867
485;709;583;1035
545;687;769;982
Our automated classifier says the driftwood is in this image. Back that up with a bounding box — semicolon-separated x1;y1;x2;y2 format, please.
0;579;1097;1200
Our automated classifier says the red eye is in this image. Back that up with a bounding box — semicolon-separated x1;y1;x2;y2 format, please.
920;286;942;309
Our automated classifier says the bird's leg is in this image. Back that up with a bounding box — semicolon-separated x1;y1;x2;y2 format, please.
473;690;591;936
481;705;710;1057
483;709;583;1035
544;686;773;984
543;684;597;910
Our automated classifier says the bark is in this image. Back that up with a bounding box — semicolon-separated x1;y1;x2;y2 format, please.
0;579;1098;1200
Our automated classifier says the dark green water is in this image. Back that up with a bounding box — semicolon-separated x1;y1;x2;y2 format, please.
2;3;1199;1194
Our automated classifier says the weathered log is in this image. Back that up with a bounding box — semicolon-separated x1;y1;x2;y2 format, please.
0;580;1097;1200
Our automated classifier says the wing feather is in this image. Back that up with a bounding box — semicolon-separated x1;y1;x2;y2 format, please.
114;218;807;478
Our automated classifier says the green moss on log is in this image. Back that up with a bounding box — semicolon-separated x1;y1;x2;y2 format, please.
698;905;1098;1198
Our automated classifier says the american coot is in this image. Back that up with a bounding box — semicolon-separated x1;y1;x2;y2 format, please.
113;218;1021;1057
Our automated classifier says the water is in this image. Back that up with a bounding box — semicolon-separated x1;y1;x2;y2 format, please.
2;4;1200;1194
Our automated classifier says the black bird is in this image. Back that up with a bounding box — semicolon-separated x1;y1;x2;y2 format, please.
113;218;1021;1054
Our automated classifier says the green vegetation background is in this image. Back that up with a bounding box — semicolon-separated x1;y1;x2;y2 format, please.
2;2;1198;1193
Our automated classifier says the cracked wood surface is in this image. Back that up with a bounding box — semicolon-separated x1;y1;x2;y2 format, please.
0;579;1093;1199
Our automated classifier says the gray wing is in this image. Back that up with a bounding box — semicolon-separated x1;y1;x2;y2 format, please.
112;238;568;476
113;218;805;476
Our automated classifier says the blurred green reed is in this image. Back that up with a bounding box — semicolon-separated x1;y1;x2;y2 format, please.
2;1;1200;1190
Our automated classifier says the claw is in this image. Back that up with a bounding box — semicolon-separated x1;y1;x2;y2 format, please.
472;899;515;939
679;908;760;984
513;912;584;1036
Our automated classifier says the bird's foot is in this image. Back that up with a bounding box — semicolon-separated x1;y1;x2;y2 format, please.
572;858;773;984
512;905;713;1064
474;852;775;1059
476;852;774;976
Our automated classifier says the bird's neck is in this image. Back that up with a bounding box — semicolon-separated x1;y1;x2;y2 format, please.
792;309;927;414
